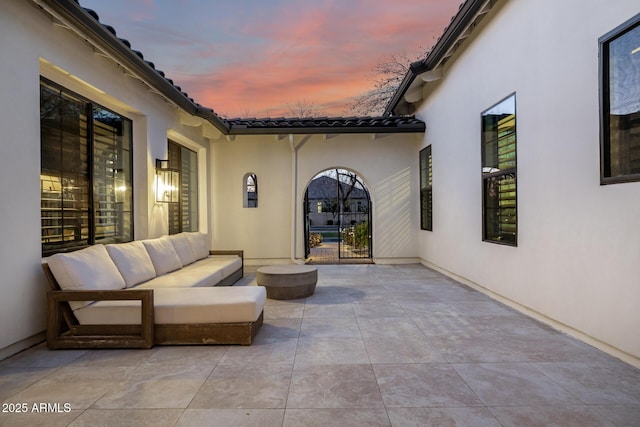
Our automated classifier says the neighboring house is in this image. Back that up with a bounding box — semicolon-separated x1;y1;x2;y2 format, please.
306;174;370;226
0;0;638;370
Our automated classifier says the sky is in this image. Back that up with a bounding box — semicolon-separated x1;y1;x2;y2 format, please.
80;0;462;118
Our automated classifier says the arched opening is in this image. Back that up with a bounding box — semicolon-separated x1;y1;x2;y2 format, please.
304;168;372;264
243;172;258;208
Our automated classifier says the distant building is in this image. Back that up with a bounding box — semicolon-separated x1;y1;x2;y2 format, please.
306;174;369;226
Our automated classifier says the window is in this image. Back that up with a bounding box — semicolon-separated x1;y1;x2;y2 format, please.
167;140;198;234
243;173;258;208
482;94;517;245
420;146;433;231
600;13;640;184
40;78;133;255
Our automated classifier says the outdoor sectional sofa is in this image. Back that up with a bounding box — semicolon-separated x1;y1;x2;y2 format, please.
42;232;266;349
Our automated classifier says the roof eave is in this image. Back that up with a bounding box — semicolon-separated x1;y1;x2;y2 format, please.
384;0;491;116
35;0;229;134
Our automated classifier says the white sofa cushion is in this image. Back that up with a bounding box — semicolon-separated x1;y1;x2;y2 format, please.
168;233;197;266
106;241;156;288
46;245;125;310
142;237;183;276
74;286;267;324
135;265;224;289
185;232;209;260
189;255;242;279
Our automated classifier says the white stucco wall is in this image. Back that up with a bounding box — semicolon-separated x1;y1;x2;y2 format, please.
211;133;420;264
416;0;640;362
0;0;211;356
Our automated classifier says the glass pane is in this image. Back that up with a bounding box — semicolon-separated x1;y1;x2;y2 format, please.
247;174;257;208
483;173;517;244
41;83;90;254
182;147;198;231
168;142;198;234
168;142;181;234
606;23;640;177
93;106;133;245
421;188;433;231
482;95;516;173
420;146;433;231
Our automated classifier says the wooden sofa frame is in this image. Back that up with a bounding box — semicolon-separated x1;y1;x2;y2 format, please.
42;250;263;349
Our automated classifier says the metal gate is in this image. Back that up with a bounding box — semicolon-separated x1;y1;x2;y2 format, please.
304;169;372;262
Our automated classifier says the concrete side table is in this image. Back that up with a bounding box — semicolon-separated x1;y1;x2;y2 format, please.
256;265;318;300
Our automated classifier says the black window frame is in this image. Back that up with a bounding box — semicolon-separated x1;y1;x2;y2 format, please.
599;12;640;185
419;145;433;231
481;93;517;246
40;77;134;256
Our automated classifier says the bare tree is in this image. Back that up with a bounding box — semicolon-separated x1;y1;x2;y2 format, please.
349;48;427;116
282;99;324;118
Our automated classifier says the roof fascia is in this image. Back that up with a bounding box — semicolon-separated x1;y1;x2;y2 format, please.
35;0;229;134
228;125;425;136
384;0;491;116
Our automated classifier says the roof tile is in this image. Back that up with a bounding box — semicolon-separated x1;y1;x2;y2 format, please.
226;116;425;135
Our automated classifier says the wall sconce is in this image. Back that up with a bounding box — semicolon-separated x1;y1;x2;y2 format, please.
155;159;180;203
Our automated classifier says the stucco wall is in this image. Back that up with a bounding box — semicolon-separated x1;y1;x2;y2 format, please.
0;0;210;356
416;0;640;362
211;133;419;264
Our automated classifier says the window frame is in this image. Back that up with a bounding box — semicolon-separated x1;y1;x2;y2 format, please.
419;145;433;231
481;93;517;246
40;77;134;256
599;12;640;185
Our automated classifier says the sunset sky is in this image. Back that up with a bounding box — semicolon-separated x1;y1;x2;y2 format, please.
81;0;462;118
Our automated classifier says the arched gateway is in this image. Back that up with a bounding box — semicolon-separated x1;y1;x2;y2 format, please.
303;169;372;263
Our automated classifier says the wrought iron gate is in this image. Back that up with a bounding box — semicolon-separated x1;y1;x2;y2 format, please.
304;169;372;262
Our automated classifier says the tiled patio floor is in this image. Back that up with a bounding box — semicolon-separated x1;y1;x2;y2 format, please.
1;264;639;426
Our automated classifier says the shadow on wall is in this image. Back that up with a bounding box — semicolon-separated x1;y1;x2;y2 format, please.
374;167;412;258
150;204;167;237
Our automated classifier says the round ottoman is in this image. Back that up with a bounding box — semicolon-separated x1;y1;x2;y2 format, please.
256;265;318;300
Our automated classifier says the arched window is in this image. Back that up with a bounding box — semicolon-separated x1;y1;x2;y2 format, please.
243;173;258;208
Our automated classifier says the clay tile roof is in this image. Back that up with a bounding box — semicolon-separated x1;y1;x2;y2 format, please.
226;116;425;135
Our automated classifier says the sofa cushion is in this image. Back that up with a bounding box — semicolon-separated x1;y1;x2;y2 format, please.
135;265;224;289
106;241;156;288
46;245;125;310
168;233;197;266
189;255;242;279
74;286;267;324
185;232;209;260
142;237;183;276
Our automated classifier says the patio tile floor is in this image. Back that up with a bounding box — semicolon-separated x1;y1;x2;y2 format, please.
1;264;639;426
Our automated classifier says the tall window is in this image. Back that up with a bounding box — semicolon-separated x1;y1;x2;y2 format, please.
600;14;640;184
40;78;133;255
420;146;433;231
482;94;517;245
167;141;198;234
243;173;258;208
